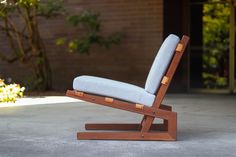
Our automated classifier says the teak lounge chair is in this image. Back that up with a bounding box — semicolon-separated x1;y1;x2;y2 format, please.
66;34;189;141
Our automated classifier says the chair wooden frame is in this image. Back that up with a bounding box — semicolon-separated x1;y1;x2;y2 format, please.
66;35;189;141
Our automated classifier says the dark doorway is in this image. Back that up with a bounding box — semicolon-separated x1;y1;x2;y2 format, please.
190;1;204;88
190;0;231;90
163;0;189;92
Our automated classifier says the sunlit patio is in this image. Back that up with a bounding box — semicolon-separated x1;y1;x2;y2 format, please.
0;96;79;108
0;94;236;157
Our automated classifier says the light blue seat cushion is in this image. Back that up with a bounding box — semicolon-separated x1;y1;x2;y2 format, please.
145;34;180;94
73;75;155;106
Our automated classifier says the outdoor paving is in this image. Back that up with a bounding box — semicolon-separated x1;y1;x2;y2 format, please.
0;94;236;157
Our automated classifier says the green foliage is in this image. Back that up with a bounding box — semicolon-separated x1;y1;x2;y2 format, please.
202;72;227;88
0;0;65;90
0;1;123;90
55;37;66;45
0;79;25;103
38;0;65;18
0;1;16;17
17;0;39;7
202;0;229;88
59;10;123;54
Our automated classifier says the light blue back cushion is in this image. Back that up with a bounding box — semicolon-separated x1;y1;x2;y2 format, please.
145;34;180;94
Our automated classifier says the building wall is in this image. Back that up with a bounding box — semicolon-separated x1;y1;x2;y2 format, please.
0;0;164;91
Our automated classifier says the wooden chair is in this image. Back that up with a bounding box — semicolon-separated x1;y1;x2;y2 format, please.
66;34;189;141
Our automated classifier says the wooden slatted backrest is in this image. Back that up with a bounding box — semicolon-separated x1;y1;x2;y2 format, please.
152;35;190;108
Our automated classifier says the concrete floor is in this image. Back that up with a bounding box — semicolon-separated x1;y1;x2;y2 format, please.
0;94;236;157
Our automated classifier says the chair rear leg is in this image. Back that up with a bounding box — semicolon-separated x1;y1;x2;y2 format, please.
160;104;172;131
167;112;177;139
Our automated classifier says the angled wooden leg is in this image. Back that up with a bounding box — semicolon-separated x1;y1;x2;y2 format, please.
141;116;155;132
140;115;147;130
140;114;167;131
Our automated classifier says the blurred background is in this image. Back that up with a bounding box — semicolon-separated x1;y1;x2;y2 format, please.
0;0;235;94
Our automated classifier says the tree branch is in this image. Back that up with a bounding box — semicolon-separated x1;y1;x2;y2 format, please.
5;17;25;57
0;25;29;39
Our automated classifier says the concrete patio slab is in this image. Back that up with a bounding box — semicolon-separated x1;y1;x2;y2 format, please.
0;94;236;157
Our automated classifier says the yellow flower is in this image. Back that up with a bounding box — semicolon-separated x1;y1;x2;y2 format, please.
0;79;5;86
0;81;25;103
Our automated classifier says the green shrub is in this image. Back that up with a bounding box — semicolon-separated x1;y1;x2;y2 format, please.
0;79;25;103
